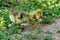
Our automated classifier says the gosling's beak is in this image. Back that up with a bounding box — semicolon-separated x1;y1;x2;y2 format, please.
40;16;44;19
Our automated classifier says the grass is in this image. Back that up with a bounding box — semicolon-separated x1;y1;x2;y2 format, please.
0;0;60;40
42;34;54;40
56;30;60;33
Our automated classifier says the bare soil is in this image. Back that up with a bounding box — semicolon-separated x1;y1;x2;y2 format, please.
21;18;60;40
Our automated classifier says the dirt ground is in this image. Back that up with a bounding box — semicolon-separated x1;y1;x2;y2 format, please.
21;18;60;40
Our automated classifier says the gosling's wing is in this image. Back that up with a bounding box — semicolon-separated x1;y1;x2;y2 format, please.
9;14;15;23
